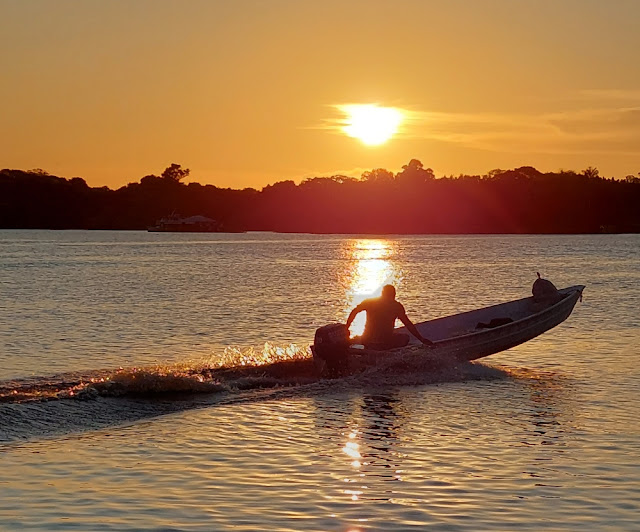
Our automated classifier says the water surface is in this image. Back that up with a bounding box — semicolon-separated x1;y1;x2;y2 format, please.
1;231;638;530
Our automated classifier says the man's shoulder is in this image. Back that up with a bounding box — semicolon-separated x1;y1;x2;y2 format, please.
358;297;404;312
358;297;376;308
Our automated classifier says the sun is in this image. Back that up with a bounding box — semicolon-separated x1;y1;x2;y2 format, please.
338;104;403;146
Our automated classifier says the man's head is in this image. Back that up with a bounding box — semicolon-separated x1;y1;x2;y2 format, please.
381;284;396;300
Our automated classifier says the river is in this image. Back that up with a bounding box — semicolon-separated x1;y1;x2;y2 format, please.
1;231;638;530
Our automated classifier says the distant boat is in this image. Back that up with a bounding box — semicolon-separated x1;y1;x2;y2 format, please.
148;214;221;233
312;285;584;375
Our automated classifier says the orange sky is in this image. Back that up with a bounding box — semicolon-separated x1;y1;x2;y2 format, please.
2;0;639;189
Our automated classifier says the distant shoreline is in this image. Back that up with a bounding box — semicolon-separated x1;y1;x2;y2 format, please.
2;163;639;234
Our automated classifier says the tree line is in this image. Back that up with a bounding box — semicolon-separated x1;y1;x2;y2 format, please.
1;160;639;233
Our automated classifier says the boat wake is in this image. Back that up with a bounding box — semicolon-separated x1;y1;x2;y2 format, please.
0;343;507;443
0;343;313;404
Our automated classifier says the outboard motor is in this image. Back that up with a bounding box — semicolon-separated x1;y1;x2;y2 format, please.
312;323;350;376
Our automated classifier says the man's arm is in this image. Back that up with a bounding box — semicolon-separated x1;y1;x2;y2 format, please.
398;309;434;346
345;305;362;329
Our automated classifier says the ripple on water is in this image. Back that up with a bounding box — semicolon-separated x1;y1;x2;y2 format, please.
1;373;640;530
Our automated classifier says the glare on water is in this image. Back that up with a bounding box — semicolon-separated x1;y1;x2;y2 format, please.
341;239;400;336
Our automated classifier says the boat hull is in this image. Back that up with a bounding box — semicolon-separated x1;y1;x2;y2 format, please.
429;286;583;362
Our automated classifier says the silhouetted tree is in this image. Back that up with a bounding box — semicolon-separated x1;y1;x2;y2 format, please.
485;168;506;179
583;166;599;179
28;168;50;176
263;180;297;193
361;168;394;184
161;163;190;182
396;159;435;185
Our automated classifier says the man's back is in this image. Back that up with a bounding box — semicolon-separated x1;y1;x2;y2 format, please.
358;297;404;343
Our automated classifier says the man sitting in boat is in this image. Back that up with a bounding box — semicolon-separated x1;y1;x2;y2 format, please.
346;285;434;350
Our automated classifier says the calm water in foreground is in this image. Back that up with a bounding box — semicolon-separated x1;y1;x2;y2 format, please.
1;231;639;531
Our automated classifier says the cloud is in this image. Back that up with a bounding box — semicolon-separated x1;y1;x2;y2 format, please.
578;89;640;102
400;102;640;155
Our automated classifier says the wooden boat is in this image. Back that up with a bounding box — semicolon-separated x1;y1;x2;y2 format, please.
313;285;584;373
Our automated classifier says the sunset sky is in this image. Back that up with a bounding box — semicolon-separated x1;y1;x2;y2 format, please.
2;0;640;189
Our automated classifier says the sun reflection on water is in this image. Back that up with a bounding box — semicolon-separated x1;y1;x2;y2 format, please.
342;431;362;461
342;431;365;500
341;239;401;336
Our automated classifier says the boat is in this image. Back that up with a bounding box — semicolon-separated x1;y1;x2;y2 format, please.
312;285;584;374
148;214;221;232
